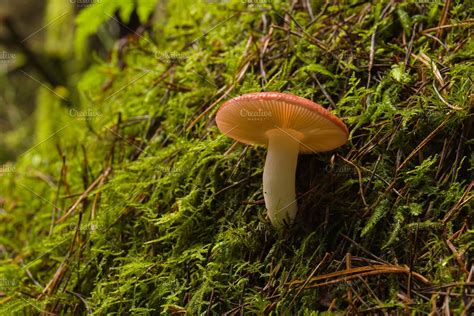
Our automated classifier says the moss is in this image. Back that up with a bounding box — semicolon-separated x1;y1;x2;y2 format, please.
0;0;473;314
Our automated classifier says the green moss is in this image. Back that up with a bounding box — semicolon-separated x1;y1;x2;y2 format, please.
1;0;473;314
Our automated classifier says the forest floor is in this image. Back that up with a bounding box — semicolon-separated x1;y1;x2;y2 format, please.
0;0;473;314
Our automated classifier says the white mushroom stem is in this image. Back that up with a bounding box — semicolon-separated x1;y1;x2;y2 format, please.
263;128;300;228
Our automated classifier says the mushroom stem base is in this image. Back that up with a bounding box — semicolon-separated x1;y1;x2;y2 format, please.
263;129;300;228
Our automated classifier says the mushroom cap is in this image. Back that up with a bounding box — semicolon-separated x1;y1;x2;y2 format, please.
216;92;349;153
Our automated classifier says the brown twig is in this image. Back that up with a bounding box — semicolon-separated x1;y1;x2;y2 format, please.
56;167;112;223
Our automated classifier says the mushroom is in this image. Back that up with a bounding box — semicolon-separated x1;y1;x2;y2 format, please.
216;92;348;229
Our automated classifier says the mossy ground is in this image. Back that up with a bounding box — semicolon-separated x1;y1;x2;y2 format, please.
0;0;473;314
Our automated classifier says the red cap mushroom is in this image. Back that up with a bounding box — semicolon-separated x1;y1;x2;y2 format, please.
216;92;348;229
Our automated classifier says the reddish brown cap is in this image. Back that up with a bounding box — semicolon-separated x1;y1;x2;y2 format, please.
216;92;348;153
